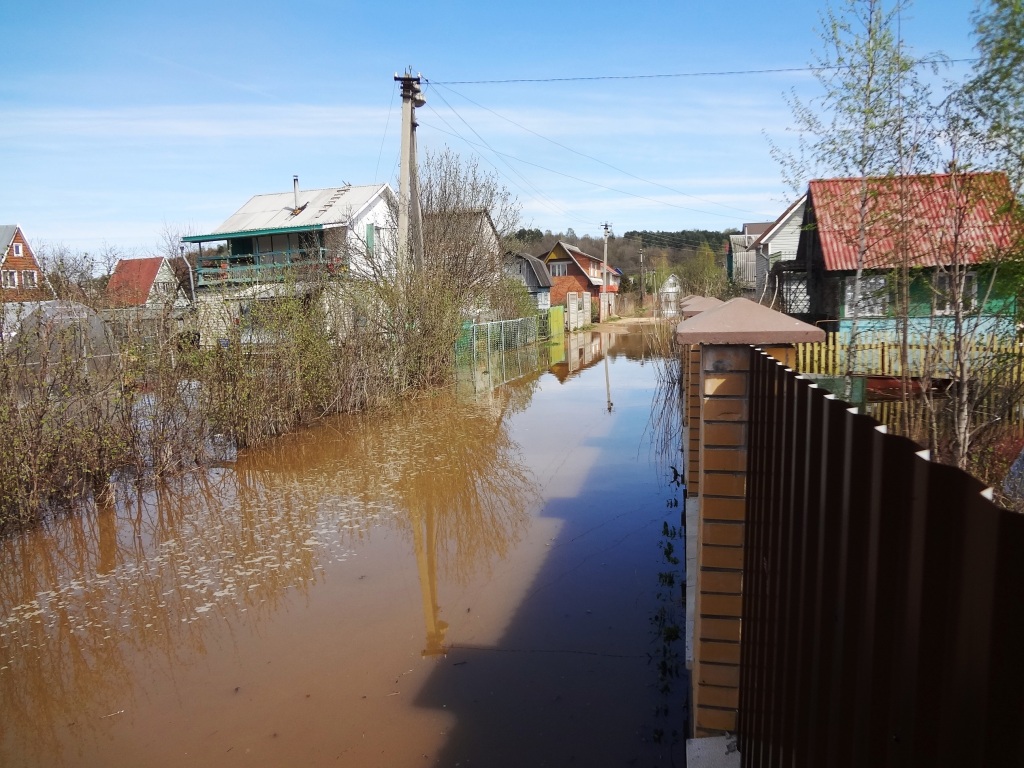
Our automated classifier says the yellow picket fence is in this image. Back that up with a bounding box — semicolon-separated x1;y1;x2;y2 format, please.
795;332;1024;435
795;332;1024;378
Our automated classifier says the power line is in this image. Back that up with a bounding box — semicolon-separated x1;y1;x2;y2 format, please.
428;58;976;85
427;81;763;219
374;82;398;185
422;91;602;228
418;118;764;221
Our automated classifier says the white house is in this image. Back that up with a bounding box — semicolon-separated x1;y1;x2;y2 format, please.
183;178;396;289
749;196;807;305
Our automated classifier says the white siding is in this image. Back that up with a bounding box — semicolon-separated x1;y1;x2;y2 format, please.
755;199;806;300
346;193;396;277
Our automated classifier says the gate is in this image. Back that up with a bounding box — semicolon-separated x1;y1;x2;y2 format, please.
566;292;586;331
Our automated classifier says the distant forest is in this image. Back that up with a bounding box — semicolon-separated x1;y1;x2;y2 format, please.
512;227;736;275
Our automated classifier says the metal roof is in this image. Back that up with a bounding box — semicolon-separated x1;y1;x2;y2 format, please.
107;256;165;307
512;252;552;288
807;173;1018;272
0;225;17;254
185;184;392;242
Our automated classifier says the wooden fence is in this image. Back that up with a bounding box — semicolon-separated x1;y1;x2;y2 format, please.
794;332;1024;435
795;331;1024;378
740;347;1024;767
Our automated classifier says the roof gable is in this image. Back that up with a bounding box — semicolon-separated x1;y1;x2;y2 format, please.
510;252;552;288
806;173;1019;272
0;224;38;267
0;225;18;255
107;257;167;306
543;241;622;287
750;196;807;250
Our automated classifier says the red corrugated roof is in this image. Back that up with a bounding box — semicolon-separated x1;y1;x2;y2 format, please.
808;172;1019;272
107;257;164;306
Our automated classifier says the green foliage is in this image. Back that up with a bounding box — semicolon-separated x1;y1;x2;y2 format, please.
967;0;1024;192
678;241;731;298
513;227;544;244
622;229;731;254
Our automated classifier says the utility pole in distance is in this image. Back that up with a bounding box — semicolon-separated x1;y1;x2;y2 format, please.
601;222;612;322
395;69;425;270
639;234;645;309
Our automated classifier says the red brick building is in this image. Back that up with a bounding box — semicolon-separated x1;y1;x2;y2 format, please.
539;240;621;309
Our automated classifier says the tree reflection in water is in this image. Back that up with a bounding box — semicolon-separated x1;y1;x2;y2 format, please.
0;387;536;766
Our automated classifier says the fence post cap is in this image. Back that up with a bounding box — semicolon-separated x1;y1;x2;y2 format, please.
679;296;725;319
675;297;825;345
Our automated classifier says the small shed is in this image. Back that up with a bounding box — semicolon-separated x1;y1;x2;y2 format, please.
659;275;682;317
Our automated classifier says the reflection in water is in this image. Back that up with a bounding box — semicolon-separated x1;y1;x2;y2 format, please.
0;388;537;766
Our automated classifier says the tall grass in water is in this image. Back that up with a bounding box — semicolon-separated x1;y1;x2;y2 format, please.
0;264;527;532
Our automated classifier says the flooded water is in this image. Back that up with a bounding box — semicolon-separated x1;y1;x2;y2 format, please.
0;327;685;767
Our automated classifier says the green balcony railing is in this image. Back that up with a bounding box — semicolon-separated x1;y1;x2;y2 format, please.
196;248;342;287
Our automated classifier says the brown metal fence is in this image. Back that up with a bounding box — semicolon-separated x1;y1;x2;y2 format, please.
740;347;1024;767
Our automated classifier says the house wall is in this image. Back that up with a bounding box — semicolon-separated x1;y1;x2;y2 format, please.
837;314;1017;340
1;229;48;302
509;259;541;291
836;269;1015;320
346;197;395;276
151;259;188;307
194;293;237;346
549;271;594;307
755;218;802;298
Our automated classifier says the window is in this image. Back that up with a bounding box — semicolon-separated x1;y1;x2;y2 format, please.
12;243;22;257
550;262;568;277
933;271;977;315
20;271;36;289
844;274;888;317
2;270;17;289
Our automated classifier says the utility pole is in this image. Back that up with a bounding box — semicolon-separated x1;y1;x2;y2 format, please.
601;222;612;322
639;234;645;309
395;69;425;270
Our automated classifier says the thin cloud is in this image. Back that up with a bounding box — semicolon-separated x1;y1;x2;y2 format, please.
0;104;392;140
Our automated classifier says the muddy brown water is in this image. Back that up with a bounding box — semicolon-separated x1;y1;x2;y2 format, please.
0;328;685;767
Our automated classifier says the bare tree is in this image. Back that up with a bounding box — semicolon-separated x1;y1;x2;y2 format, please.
157;221;197;303
339;147;522;391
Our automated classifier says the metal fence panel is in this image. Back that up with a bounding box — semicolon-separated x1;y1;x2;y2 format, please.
742;346;1024;768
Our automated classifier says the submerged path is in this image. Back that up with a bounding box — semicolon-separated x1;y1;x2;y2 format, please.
0;326;685;767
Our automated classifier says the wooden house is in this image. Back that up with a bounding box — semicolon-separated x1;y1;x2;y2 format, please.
749;196;806;303
506;252;552;311
726;221;771;293
0;225;51;302
183;178;395;289
779;172;1021;337
107;256;188;308
539;241;621;317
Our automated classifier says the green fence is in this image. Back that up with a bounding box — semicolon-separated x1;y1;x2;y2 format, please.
454;311;564;393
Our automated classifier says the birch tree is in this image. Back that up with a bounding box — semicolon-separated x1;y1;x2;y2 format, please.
771;0;934;376
922;0;1024;472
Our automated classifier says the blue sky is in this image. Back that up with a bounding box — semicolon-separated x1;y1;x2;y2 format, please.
1;0;980;253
